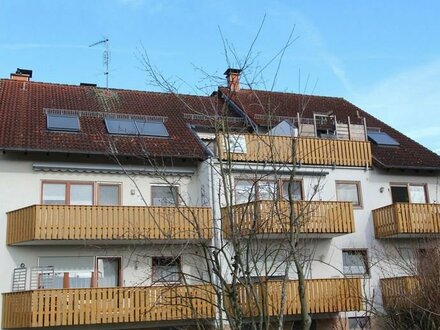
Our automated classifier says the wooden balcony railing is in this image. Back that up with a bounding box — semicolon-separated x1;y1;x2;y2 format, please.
380;276;420;310
222;200;354;237
218;134;372;167
2;285;215;329
7;205;212;245
228;278;362;317
373;203;440;238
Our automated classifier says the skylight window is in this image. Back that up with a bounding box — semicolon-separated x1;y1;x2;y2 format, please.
104;118;138;135
367;131;400;146
47;114;80;132
135;120;169;137
104;118;169;137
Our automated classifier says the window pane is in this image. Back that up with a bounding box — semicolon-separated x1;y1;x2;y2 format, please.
42;183;66;204
151;186;178;206
391;186;409;203
152;257;180;283
235;180;255;204
409;185;426;203
104;118;137;135
70;184;93;205
97;258;120;288
227;135;247;153
39;256;94;289
259;181;277;200
367;131;400;146
47;114;80;132
282;181;302;201
337;183;360;206
348;317;370;330
135;120;169;137
98;185;120;205
343;250;367;275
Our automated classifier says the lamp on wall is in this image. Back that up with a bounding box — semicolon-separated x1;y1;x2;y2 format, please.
379;187;385;193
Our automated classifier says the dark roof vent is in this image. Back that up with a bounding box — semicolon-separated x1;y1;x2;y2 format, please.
16;68;32;78
80;83;97;87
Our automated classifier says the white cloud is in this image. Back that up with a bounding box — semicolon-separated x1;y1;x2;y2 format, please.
352;59;440;153
277;9;354;93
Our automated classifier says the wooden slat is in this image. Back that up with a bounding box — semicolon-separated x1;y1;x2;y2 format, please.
218;133;372;167
7;205;213;244
373;203;440;238
380;276;420;309
222;200;354;237
229;278;363;318
2;285;215;329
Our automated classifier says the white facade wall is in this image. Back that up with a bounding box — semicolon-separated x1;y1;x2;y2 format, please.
215;161;439;318
0;150;438;328
0;153;211;311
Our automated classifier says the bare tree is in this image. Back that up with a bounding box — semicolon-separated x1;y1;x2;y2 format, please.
97;25;365;330
372;239;440;330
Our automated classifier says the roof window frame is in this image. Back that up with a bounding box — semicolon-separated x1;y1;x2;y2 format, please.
46;113;81;132
104;117;169;137
367;131;400;146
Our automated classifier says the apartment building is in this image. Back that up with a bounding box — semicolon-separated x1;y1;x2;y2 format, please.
0;68;439;330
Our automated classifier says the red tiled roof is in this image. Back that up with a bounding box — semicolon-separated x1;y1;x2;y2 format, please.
0;79;210;159
220;88;440;170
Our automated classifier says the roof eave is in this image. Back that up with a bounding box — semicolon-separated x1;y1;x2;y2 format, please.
0;147;206;161
372;157;440;172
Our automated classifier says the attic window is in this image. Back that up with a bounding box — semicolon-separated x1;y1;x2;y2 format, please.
47;114;80;132
367;131;400;146
104;118;169;137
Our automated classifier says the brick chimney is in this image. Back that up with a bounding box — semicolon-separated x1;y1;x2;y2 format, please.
10;68;32;81
224;68;242;92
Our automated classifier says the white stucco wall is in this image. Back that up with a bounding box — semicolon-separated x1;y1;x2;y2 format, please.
0;153;210;310
0;150;439;328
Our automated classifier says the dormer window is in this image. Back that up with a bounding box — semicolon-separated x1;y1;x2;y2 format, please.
47;113;80;132
104;117;169;137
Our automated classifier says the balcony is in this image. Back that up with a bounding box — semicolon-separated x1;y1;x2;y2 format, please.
7;205;212;245
218;134;372;167
230;278;363;317
373;203;440;238
222;200;355;238
2;285;215;329
380;276;419;310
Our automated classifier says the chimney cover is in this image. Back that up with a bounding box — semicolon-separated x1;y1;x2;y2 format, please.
80;82;97;87
16;68;32;78
224;68;242;76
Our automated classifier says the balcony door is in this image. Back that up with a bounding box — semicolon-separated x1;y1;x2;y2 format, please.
96;257;121;288
391;184;427;203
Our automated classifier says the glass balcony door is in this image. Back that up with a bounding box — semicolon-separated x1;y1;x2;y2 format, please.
97;257;121;288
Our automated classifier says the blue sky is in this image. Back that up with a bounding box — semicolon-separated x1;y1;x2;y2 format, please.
1;0;439;154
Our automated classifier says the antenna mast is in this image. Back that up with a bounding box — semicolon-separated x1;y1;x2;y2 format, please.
89;38;110;89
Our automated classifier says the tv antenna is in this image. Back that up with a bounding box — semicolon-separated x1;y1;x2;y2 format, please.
89;38;110;89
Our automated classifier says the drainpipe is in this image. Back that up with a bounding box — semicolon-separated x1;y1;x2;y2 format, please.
208;156;224;328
